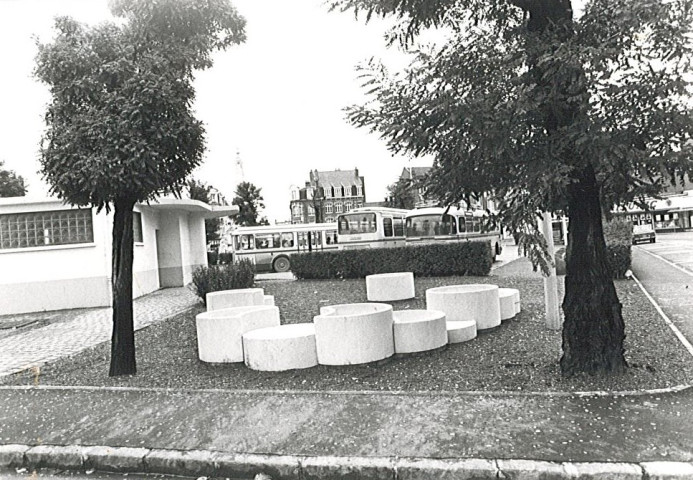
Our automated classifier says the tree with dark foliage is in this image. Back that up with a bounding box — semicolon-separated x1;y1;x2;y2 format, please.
331;0;693;376
35;0;246;376
0;161;27;197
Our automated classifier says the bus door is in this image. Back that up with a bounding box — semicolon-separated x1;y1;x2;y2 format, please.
233;234;256;265
253;233;281;271
297;231;322;252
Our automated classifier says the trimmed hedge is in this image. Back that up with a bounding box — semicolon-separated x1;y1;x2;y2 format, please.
190;259;256;305
290;241;493;280
555;218;632;278
206;251;233;265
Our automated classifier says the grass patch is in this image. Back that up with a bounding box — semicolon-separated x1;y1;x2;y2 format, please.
4;259;693;392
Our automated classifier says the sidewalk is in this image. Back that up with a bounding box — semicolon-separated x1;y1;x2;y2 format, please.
2;250;693;479
0;287;199;377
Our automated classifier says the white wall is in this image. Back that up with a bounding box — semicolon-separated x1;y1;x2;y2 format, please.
0;200;111;314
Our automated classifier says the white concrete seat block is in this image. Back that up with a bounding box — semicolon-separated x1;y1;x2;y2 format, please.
447;320;477;343
426;284;501;331
393;310;448;354
498;288;521;321
196;305;280;363
366;272;415;301
206;288;265;312
243;323;317;371
314;303;394;365
263;295;275;306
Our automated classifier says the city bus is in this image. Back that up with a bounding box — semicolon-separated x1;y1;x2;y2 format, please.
228;222;338;272
404;207;503;260
336;207;409;249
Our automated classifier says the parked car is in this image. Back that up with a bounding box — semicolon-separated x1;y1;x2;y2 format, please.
632;224;656;244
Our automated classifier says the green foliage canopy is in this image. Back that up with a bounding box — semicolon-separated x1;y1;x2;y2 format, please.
34;0;246;210
332;0;693;254
232;181;267;226
0;161;27;197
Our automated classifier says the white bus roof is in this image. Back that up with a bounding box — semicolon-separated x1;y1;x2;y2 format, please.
339;207;410;215
230;222;337;234
405;207;487;217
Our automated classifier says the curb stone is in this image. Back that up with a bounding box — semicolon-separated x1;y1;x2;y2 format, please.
84;445;149;473
2;445;693;479
0;445;29;469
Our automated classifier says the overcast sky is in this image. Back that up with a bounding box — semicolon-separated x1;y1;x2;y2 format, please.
0;0;434;222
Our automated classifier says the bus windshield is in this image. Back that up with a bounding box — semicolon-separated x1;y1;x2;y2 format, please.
338;213;377;234
405;214;457;237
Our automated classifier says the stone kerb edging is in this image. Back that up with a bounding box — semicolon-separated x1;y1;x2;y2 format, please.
3;444;693;480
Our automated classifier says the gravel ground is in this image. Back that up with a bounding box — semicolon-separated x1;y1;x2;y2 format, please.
3;258;693;392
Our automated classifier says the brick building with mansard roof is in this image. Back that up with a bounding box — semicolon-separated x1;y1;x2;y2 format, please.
289;168;366;223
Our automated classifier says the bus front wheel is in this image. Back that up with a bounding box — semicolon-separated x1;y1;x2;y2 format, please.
273;256;291;273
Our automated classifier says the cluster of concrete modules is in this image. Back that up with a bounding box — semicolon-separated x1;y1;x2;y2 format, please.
195;275;522;372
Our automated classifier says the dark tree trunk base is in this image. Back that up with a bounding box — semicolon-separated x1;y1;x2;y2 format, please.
560;165;627;377
109;197;137;377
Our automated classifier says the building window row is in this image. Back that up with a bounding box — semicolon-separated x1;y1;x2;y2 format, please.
0;208;94;250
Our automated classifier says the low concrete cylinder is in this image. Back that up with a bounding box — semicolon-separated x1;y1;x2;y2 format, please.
206;288;265;312
426;284;501;330
498;288;521;321
393;310;448;354
196;305;280;363
243;323;318;371
447;320;477;343
366;272;415;301
314;303;394;365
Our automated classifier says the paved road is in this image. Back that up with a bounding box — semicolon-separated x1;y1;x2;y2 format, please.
632;232;693;344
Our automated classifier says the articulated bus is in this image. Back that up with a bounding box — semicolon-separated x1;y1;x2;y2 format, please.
404;207;503;260
336;207;409;249
229;222;338;272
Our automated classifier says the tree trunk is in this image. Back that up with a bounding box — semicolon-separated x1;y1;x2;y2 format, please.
560;165;627;376
109;197;137;376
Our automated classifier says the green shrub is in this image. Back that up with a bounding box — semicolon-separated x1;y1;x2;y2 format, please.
190;259;256;305
606;244;632;279
206;251;234;265
290;241;493;280
603;218;633;245
555;218;632;278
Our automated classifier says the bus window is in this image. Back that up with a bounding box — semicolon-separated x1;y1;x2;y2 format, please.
325;230;338;245
239;234;254;250
255;233;280;249
472;218;481;233
338;213;377;234
281;232;294;248
465;216;474;233
458;217;466;233
393;217;404;237
383;217;393;237
435;214;456;235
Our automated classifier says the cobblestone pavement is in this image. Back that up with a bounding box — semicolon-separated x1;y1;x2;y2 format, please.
0;287;200;377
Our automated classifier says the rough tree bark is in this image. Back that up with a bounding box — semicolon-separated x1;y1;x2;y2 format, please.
511;0;628;375
561;165;627;375
109;196;137;376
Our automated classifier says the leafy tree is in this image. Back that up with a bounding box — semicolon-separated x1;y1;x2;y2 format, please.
0;161;27;197
187;178;222;244
35;0;246;376
232;181;266;226
332;0;693;375
385;176;417;209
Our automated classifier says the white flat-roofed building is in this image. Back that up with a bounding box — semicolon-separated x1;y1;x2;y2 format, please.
0;196;237;315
